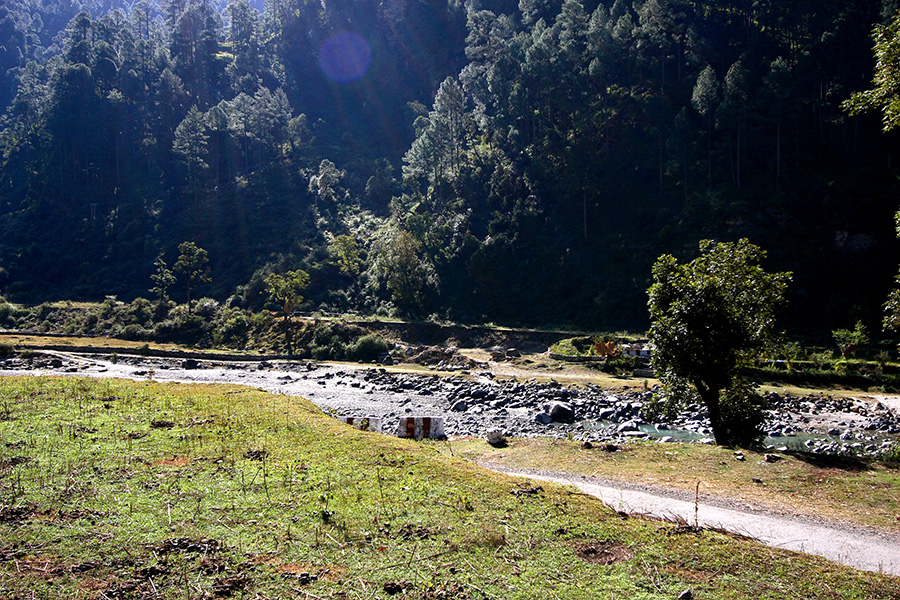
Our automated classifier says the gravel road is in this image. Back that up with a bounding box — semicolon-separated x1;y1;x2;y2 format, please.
488;466;900;576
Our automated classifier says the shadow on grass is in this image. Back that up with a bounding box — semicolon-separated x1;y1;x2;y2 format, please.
783;449;871;472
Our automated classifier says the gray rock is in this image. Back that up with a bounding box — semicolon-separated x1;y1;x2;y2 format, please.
597;408;616;421
486;428;505;446
534;412;552;425
617;420;641;433
543;401;575;423
450;400;469;412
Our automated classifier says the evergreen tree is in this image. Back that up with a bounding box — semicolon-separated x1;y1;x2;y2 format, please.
173;105;210;206
175;242;211;310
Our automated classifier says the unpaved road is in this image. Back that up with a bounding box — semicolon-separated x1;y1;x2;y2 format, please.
488;466;900;577
3;350;900;577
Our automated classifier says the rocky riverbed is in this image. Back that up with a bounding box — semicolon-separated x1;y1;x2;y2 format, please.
2;350;899;457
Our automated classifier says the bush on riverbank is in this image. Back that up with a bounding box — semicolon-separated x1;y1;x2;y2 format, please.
0;299;385;357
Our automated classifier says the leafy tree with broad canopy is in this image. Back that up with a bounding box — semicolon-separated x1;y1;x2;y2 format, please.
844;12;900;132
845;15;900;336
648;239;791;446
265;269;310;355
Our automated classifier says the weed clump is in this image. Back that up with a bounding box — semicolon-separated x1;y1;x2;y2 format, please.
880;444;900;468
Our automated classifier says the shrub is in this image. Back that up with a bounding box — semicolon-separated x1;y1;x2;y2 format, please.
0;302;12;327
120;323;149;341
153;307;209;346
348;334;390;362
716;380;769;447
194;298;220;318
36;302;54;320
127;297;155;326
598;354;637;375
550;336;595;356
0;343;15;357
881;444;900;468
809;351;833;369
100;296;120;318
214;313;251;348
83;312;99;330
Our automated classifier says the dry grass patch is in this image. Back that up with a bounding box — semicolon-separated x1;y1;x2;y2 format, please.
450;436;900;532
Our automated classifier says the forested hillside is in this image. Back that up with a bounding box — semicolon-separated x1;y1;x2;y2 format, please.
1;0;898;332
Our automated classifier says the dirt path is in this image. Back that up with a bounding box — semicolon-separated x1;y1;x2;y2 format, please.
488;466;900;577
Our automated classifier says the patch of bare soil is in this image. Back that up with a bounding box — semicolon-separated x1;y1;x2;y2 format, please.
148;537;221;554
404;345;483;370
243;449;268;461
575;541;634;565
0;504;36;524
279;562;345;583
149;457;190;467
397;523;436;540
211;573;252;596
0;456;31;468
55;508;107;522
383;580;415;595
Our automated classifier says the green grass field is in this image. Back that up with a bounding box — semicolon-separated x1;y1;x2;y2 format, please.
1;377;898;599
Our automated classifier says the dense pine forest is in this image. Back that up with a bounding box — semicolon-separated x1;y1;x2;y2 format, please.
1;0;899;333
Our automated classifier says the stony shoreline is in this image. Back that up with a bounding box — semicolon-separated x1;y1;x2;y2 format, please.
2;351;898;457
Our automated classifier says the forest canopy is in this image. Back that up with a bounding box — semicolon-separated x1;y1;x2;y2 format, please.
0;0;898;333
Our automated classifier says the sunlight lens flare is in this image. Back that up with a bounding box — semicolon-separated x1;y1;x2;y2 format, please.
318;31;372;83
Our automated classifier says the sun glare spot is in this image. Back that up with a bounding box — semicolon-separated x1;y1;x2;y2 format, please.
318;31;372;83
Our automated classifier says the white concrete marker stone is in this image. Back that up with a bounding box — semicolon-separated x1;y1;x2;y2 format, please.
396;416;445;439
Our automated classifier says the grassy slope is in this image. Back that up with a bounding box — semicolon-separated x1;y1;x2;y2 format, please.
451;438;900;533
0;333;248;355
0;377;897;599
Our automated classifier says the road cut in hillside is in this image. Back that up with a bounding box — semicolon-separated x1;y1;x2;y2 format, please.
489;466;900;577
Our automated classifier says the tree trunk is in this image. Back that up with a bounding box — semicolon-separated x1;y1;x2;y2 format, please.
283;313;293;355
695;380;726;445
658;135;664;202
706;114;712;193
583;188;588;239
775;120;781;194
